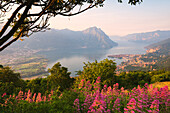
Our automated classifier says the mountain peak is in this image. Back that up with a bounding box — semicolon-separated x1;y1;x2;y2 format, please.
85;26;98;30
82;26;103;35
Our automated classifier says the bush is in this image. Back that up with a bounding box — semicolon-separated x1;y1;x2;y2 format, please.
151;71;170;83
75;59;116;87
47;62;74;91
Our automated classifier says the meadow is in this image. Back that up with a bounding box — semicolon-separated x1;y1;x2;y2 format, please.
0;77;169;113
0;59;169;113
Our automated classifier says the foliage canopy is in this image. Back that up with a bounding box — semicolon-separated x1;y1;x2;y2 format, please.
47;62;74;91
75;59;117;86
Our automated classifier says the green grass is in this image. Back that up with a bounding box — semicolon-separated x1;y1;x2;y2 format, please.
2;56;49;79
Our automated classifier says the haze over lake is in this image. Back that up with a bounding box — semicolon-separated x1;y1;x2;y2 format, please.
4;28;169;77
37;40;148;77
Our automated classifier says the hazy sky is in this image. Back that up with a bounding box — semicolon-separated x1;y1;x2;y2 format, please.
0;0;170;36
49;0;170;36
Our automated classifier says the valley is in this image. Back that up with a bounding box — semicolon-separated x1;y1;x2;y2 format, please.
0;49;48;79
1;27;117;79
0;29;170;79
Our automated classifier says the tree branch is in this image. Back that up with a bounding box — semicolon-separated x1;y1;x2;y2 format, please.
0;4;25;38
0;27;25;52
58;4;95;16
0;1;15;10
0;1;33;47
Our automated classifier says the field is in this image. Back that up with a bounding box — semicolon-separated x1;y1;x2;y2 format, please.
1;55;49;79
151;81;170;90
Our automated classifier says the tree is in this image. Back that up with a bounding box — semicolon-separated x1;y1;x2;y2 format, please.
0;0;142;51
26;78;48;94
75;59;117;87
47;62;74;91
0;66;24;94
0;66;21;86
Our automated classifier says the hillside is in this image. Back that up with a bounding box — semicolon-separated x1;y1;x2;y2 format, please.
119;30;170;44
145;38;170;50
0;48;48;78
9;27;117;50
145;38;170;55
117;38;170;72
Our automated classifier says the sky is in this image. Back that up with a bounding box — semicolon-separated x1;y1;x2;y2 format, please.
48;0;170;36
0;0;170;36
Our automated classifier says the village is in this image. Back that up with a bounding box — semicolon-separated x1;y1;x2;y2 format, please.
114;47;166;73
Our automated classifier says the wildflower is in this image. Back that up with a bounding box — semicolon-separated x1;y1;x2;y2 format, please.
43;96;47;102
32;93;36;102
79;79;85;89
113;98;121;112
59;93;63;99
25;89;32;102
74;98;80;113
36;93;42;102
2;93;6;97
150;100;159;109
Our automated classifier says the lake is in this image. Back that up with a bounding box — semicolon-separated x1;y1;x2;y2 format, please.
38;40;148;77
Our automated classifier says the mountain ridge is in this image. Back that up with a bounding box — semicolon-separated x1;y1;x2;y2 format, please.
9;27;117;51
110;30;170;43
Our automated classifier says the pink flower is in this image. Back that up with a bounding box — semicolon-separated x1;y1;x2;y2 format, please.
2;93;6;97
106;109;111;113
74;98;80;113
36;93;42;102
147;110;152;112
43;96;46;102
79;79;85;89
150;100;159;109
127;98;136;106
127;106;134;110
25;89;32;102
32;93;36;102
124;108;129;111
131;110;135;113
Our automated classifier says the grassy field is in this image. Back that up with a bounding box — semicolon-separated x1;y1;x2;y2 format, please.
151;81;170;90
2;55;49;79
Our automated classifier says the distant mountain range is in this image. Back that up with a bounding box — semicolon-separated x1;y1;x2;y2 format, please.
10;27;117;51
111;30;170;44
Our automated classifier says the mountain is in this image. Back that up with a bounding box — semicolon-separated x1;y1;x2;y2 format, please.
119;30;170;44
145;38;170;57
145;38;170;71
145;38;170;50
10;27;117;50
